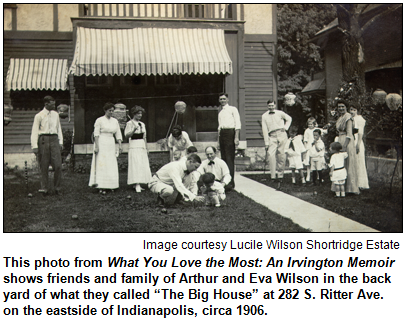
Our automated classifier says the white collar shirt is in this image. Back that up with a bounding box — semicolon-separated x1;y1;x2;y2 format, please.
196;157;231;185
155;160;196;201
261;110;292;146
31;107;63;149
218;104;241;130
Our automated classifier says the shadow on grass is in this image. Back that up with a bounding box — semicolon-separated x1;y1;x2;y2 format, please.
4;171;309;233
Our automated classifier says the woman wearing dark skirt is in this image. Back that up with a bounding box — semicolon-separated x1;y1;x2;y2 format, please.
124;106;151;192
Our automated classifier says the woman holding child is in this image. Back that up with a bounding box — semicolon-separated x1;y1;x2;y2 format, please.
334;100;359;194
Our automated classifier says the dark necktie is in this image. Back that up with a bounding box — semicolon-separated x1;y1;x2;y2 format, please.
269;111;275;114
208;161;215;165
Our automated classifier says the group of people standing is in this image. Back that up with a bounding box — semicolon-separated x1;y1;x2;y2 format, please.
31;93;368;202
85;93;240;208
260;98;369;197
88;103;151;194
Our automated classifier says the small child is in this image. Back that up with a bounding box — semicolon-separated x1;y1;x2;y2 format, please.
200;172;226;207
285;126;307;185
303;117;328;182
173;150;182;161
308;129;326;185
328;142;348;197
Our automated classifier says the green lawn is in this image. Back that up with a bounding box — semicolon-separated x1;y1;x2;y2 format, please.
3;170;309;233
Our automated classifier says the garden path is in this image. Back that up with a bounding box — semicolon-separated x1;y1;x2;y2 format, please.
234;172;378;232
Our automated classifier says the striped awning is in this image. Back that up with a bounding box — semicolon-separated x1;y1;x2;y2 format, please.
6;58;69;91
69;27;233;76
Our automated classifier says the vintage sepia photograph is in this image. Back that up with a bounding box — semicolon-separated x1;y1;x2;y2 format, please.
3;4;403;233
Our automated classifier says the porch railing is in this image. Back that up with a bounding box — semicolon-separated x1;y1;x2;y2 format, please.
79;4;243;21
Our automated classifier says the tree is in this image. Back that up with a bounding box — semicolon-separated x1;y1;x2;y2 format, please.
277;4;336;126
277;4;336;97
335;4;402;97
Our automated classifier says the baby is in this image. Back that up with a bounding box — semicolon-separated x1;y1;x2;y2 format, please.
200;172;226;207
173;150;182;161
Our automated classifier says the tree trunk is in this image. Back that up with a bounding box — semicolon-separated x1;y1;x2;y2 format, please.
337;4;366;96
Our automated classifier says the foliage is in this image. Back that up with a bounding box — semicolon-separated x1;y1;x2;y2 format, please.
277;4;336;99
334;4;402;96
326;80;402;161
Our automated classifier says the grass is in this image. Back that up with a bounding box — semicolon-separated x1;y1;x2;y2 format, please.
244;173;403;233
3;170;309;233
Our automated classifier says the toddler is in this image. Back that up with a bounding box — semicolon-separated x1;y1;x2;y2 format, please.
200;172;226;207
328;142;348;197
285;126;307;185
308;129;326;185
303;117;328;182
173;150;182;161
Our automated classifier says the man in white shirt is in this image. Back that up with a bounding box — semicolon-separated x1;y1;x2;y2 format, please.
262;100;292;183
217;93;241;190
196;146;231;189
148;154;204;207
31;96;64;194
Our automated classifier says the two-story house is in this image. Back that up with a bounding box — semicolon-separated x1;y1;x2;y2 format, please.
4;4;277;168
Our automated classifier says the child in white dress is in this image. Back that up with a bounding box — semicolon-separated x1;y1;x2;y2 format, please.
328;142;348;197
285;126;307;185
309;129;326;185
200;173;226;207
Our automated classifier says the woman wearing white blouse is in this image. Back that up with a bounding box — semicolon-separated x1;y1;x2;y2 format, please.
89;103;123;193
350;104;369;189
124;106;152;192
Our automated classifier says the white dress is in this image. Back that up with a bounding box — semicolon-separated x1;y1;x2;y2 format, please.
353;115;369;189
89;116;122;189
329;152;348;182
124;120;152;185
285;135;306;169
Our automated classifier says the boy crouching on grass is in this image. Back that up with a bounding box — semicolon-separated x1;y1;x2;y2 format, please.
200;172;226;207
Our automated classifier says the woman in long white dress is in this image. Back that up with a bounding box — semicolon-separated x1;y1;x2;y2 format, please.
124;106;151;192
350;104;369;189
89;103;123;193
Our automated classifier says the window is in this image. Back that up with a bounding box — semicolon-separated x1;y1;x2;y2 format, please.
154;74;181;86
85;75;112;87
195;107;219;132
185;4;205;18
120;75;147;86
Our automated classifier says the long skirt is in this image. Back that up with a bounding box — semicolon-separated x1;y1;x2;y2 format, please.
332;134;359;194
89;135;119;189
127;139;151;185
355;139;369;189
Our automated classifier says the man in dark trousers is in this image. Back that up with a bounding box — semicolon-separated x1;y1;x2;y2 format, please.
31;96;64;194
217;93;241;190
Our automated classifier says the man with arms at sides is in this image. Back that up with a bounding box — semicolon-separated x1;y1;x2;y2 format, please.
148;154;205;207
196;146;232;190
262;100;292;187
217;93;241;190
31;95;64;195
